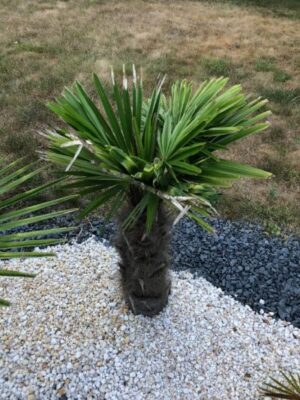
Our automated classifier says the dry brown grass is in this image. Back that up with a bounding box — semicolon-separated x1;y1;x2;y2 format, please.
0;0;299;230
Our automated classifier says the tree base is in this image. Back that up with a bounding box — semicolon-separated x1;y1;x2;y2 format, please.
115;203;172;317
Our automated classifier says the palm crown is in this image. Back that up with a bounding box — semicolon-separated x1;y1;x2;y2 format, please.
45;67;271;232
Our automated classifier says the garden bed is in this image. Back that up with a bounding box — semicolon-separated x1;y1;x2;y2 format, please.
0;239;299;399
23;215;300;328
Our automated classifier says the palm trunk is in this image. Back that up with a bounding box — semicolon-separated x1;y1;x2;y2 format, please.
115;194;172;317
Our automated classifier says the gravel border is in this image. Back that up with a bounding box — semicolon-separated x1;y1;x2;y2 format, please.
17;214;300;328
1;239;299;400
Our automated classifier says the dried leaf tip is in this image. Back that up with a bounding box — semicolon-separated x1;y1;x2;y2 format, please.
140;67;143;86
157;74;166;92
60;140;82;148
65;144;83;172
110;66;115;86
132;64;137;85
122;64;128;90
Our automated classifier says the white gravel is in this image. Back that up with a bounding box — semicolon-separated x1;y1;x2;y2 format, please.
0;238;299;400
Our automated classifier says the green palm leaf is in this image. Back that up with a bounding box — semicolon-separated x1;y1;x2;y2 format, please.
0;159;77;306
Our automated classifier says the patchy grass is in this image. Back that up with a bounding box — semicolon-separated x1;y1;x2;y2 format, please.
261;156;299;185
0;1;95;157
0;0;299;231
260;88;300;106
273;70;292;83
255;58;292;83
255;57;275;72
205;0;300;19
202;58;233;76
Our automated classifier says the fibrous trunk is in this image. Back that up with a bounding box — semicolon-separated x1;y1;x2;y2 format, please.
115;196;172;317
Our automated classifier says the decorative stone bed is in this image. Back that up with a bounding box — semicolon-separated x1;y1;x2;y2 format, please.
1;238;299;400
26;215;300;327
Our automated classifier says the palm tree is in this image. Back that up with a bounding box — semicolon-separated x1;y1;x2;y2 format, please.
44;66;271;316
0;158;77;306
260;371;300;399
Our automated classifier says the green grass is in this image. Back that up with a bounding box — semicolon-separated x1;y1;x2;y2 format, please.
10;42;58;55
260;88;300;105
255;57;275;72
255;58;292;83
145;55;192;92
204;0;300;19
273;69;292;83
202;58;233;76
198;57;248;84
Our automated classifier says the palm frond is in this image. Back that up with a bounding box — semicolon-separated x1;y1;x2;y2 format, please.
260;372;300;399
0;159;77;306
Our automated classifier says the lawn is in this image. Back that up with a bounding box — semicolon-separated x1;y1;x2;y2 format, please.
0;0;299;232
